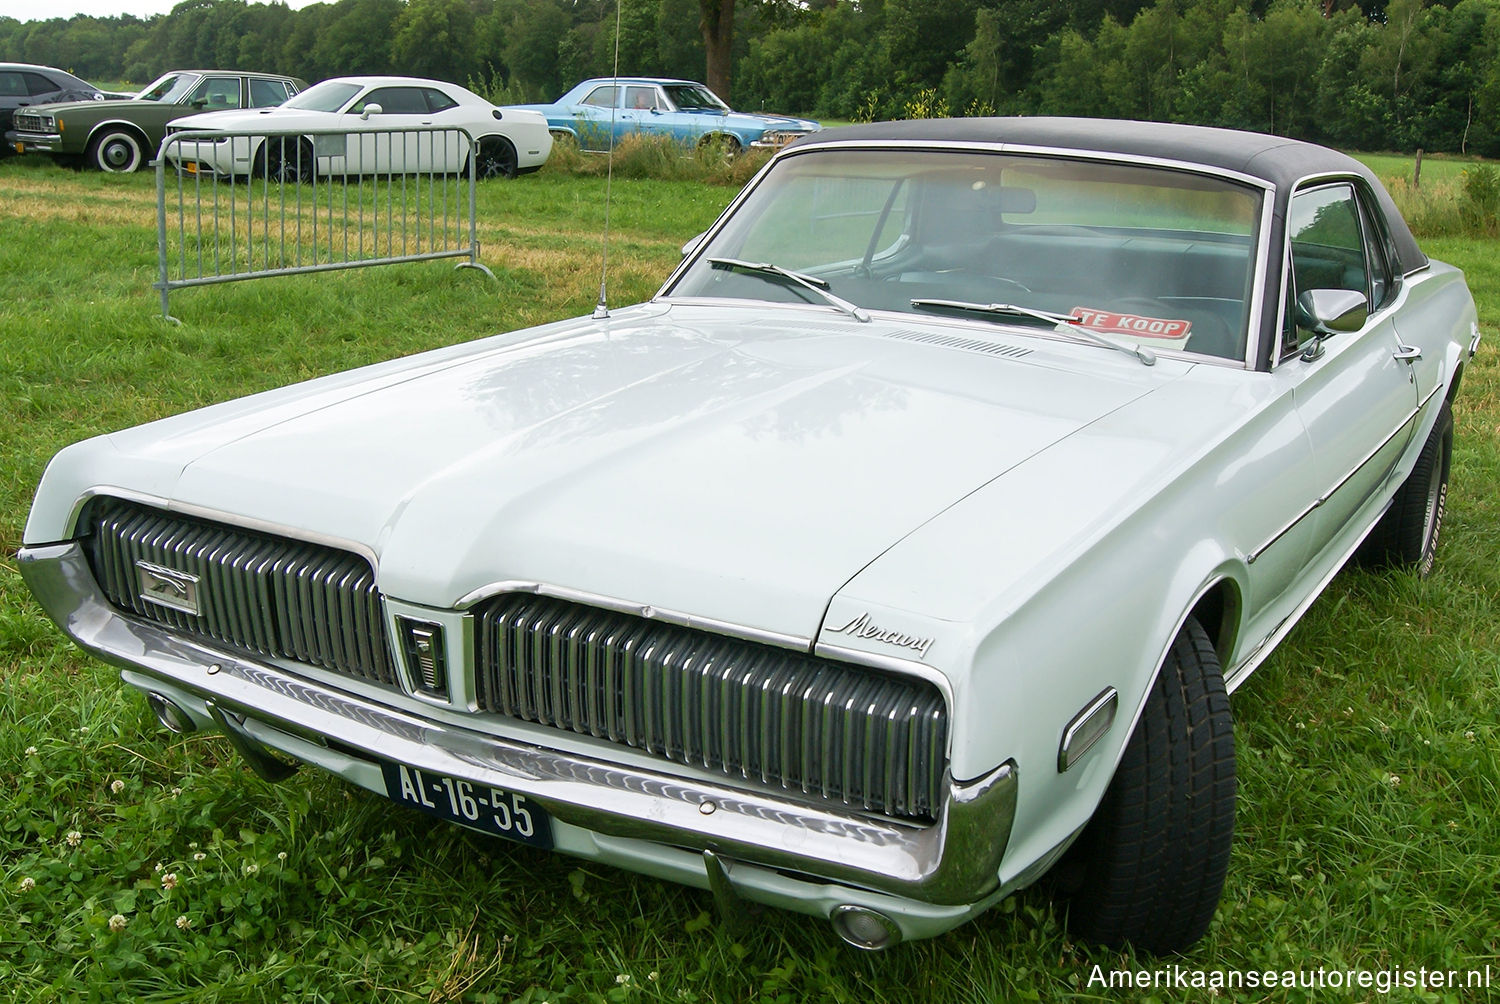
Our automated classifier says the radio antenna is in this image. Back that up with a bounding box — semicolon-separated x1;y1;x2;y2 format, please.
593;0;624;320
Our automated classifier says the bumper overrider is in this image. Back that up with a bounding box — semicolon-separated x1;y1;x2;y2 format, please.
19;541;1018;946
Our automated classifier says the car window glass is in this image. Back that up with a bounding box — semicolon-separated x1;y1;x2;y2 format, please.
352;87;428;115
422;88;458;113
663;84;727;111
1359;197;1394;309
735;174;913;267
1288;184;1368;342
24;72;62;97
581;86;617;108
189;76;242;110
281;80;360;112
248;78;289;108
673;149;1261;363
0;71;28;97
625;86;658;110
141;73;199;103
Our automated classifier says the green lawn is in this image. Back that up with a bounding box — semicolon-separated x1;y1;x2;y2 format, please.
1;157;1496;1003
1353;151;1486;187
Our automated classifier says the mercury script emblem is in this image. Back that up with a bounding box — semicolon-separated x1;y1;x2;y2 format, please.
826;612;934;658
135;561;200;616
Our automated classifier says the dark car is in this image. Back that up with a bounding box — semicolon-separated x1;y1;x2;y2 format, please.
6;68;306;173
0;63;104;156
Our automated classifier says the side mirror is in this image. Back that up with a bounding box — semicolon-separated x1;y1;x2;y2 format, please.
359;103;383;121
681;231;706;258
1296;288;1367;361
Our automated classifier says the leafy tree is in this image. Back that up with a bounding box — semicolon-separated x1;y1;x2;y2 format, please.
390;0;479;82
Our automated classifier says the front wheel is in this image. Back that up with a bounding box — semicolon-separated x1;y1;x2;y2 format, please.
1062;617;1236;954
1359;399;1452;576
697;133;741;159
255;137;315;183
89;129;144;173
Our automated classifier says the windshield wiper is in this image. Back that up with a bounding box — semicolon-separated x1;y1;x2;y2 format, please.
709;257;870;322
910;298;1155;366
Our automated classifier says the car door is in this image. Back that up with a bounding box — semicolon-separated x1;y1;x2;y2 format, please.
571;84;617;151
1284;181;1420;561
186;74;244;113
0;69;38;133
616;84;659;142
414;86;467;171
347;86;435;172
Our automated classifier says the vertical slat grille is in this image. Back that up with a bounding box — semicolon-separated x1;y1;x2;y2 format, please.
83;498;396;686
474;594;947;821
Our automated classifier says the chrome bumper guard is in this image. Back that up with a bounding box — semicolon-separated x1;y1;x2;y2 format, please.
20;542;1017;916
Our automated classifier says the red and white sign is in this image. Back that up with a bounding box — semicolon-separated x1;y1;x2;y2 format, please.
1071;306;1192;341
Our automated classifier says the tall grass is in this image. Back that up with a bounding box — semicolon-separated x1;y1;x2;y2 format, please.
1382;168;1500;238
542;132;774;187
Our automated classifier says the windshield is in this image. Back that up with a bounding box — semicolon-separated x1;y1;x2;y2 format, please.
137;72;201;103
664;84;728;112
280;80;361;113
669;148;1264;362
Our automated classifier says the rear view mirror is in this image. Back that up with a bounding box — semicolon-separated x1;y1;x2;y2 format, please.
1296;288;1368;335
1296;288;1368;361
359;103;383;121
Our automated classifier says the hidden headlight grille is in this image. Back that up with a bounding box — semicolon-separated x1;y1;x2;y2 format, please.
473;593;948;821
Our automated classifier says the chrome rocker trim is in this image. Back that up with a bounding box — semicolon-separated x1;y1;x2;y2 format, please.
19;541;1018;939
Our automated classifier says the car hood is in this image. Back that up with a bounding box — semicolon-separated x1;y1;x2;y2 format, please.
79;303;1183;641
722;111;819;131
170;107;339;131
26;97;139;117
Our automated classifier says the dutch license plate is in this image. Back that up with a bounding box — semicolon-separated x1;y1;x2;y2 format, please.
379;760;553;848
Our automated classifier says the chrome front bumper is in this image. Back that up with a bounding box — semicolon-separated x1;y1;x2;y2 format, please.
6;130;61;152
19;541;1020;940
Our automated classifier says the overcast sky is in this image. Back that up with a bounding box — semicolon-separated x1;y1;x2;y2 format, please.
0;0;321;22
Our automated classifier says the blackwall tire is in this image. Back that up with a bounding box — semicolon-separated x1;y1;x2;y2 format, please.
1064;616;1236;954
1359;399;1452;577
474;136;518;180
255;137;316;183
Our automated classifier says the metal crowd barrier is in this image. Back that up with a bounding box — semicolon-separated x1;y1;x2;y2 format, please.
153;123;494;321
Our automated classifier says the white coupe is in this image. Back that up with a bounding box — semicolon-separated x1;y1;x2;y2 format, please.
163;75;551;180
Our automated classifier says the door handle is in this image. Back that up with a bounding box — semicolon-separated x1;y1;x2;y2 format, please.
1393;343;1422;362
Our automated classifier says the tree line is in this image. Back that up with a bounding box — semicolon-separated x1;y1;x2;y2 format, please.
2;0;1497;156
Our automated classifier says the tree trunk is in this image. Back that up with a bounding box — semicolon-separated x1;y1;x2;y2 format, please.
700;0;736;103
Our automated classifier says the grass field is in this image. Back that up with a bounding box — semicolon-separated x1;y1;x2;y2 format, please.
1;155;1497;1003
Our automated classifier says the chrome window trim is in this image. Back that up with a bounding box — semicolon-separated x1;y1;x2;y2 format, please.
1273;171;1426;368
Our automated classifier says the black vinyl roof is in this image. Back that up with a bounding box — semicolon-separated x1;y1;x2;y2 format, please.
793;117;1427;274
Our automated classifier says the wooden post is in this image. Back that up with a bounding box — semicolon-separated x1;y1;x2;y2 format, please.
1414;149;1423;189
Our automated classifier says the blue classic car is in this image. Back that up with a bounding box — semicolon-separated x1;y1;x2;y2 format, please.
517;77;819;153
